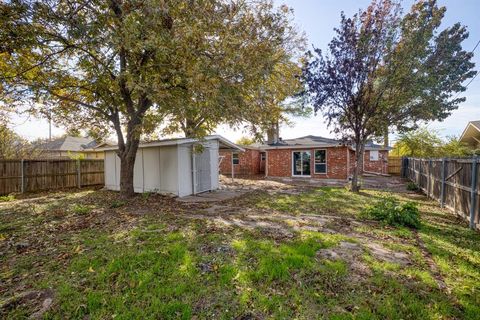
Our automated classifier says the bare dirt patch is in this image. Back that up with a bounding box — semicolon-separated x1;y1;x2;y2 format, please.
365;242;410;265
0;289;54;319
317;241;372;281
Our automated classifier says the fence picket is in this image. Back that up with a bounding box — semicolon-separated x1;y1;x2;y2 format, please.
0;159;104;195
404;157;478;229
440;159;446;208
470;157;478;228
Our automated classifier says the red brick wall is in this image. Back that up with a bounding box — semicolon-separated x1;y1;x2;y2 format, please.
266;147;350;180
219;149;262;176
363;150;388;174
266;149;291;177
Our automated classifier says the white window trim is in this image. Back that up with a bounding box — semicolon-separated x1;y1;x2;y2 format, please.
369;150;379;161
291;150;311;177
232;153;239;165
314;149;327;174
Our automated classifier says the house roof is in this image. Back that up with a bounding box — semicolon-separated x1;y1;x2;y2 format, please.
244;135;390;151
363;140;392;151
97;135;244;152
38;136;102;152
460;120;480;146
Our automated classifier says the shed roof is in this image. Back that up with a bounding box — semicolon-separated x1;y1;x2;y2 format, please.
97;135;243;152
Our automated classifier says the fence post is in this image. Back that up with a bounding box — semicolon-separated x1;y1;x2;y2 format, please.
427;160;432;198
400;157;403;178
20;159;25;193
401;157;407;178
440;158;446;208
418;159;422;187
77;159;81;188
470;157;478;229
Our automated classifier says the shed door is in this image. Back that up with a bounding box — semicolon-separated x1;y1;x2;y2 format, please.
195;148;212;193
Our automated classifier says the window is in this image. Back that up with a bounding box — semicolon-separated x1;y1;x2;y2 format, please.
292;151;311;176
232;153;239;165
314;150;327;174
369;150;379;161
260;152;266;161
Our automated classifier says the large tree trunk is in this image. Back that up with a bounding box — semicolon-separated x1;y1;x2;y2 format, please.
115;113;143;197
351;139;365;192
119;148;137;197
383;126;389;148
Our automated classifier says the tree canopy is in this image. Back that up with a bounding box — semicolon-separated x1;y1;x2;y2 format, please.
303;0;476;191
235;136;255;146
391;127;476;158
0;122;37;159
1;0;303;195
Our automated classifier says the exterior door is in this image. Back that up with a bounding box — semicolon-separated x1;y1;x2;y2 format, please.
195;148;212;193
292;151;311;176
259;152;266;174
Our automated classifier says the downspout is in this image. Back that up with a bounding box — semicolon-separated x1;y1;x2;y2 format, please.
231;151;234;182
192;145;197;195
346;147;350;181
265;150;269;178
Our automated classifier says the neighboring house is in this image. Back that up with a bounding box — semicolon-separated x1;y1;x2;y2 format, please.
100;135;242;197
459;120;480;149
37;136;106;159
220;135;390;180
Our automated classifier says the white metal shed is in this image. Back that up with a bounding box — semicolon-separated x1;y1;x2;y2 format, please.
100;135;243;197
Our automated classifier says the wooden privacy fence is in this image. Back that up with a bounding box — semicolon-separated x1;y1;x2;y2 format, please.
403;157;479;229
388;156;402;175
0;159;104;195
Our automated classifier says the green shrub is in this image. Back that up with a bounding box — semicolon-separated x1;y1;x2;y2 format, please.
0;194;15;202
72;204;91;215
406;181;419;191
109;200;126;208
142;192;152;201
362;196;421;229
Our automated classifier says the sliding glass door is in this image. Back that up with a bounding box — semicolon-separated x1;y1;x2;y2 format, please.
292;151;311;176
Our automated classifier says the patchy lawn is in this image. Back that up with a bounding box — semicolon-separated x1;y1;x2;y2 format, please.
0;179;479;319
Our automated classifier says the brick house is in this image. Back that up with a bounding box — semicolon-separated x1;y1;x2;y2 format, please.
220;135;389;180
219;147;266;176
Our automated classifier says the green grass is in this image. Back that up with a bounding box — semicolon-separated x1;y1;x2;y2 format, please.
0;194;15;202
71;203;92;215
246;187;390;217
0;186;479;319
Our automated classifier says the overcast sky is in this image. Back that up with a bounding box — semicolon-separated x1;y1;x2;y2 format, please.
11;0;480;143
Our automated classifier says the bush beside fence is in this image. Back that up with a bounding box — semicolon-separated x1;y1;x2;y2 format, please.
0;159;104;195
403;157;479;229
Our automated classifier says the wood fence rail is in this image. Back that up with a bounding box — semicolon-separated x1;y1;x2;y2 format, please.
0;159;104;195
402;157;479;229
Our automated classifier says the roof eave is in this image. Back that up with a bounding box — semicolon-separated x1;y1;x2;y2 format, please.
262;143;345;150
95;135;244;152
460;122;480;143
